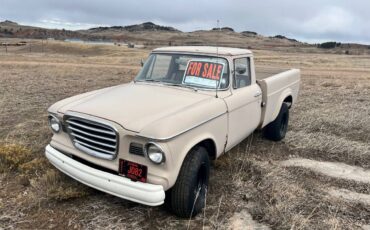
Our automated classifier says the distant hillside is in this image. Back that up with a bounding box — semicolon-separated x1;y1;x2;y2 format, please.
0;20;317;51
2;20;369;54
0;20;305;46
88;22;180;33
0;20;91;40
0;20;297;47
0;20;18;26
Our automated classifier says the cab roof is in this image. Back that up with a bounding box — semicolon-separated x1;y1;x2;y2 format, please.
153;46;252;56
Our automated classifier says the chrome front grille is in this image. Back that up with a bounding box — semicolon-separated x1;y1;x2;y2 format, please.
66;116;118;160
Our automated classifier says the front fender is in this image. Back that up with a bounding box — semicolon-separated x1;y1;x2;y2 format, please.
164;113;227;189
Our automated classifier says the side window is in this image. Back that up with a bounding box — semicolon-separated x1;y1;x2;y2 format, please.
146;55;172;80
233;57;251;89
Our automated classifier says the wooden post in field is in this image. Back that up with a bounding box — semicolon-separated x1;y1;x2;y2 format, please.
5;44;7;53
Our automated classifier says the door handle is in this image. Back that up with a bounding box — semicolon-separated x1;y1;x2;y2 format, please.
254;91;262;97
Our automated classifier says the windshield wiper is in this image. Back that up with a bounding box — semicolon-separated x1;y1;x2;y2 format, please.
136;80;198;91
164;83;198;92
138;79;160;82
135;79;162;83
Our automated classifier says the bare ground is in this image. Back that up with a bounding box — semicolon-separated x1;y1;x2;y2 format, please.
328;188;370;206
280;158;370;184
0;40;370;229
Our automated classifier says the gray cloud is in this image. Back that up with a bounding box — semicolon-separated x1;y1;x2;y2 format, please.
0;0;369;43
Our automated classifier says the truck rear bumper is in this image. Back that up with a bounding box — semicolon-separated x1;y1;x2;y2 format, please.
45;145;165;206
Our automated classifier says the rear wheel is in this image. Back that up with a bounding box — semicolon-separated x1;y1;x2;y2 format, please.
169;146;210;218
263;103;289;141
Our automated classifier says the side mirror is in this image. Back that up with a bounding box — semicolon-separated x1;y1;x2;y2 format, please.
235;64;247;74
140;59;144;67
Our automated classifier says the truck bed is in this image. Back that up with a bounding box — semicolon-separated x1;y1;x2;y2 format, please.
256;67;301;128
256;67;290;80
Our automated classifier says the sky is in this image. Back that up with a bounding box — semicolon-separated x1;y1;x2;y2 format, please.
0;0;369;44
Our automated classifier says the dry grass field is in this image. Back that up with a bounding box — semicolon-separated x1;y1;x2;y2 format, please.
0;40;369;229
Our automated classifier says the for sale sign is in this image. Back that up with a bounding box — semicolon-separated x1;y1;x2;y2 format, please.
183;60;225;88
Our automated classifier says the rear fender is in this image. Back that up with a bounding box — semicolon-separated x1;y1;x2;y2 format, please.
271;88;293;122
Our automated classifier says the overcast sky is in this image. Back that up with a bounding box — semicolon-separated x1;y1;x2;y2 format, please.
1;0;369;44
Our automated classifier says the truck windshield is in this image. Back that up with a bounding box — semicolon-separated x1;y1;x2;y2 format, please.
135;53;229;90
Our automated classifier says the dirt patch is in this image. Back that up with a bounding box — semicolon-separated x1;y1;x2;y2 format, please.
284;167;370;196
228;210;270;230
280;158;370;184
328;188;370;206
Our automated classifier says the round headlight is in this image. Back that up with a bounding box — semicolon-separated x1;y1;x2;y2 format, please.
145;143;165;164
48;115;61;133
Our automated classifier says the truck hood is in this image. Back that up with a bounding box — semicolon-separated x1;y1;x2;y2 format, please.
51;83;227;136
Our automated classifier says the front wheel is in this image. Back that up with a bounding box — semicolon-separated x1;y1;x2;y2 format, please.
169;146;210;218
263;102;289;141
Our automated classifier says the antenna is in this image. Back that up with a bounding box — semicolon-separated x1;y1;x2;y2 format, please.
215;19;220;98
216;19;220;55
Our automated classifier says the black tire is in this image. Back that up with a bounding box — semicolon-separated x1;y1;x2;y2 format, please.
170;146;210;218
263;103;289;141
163;190;173;212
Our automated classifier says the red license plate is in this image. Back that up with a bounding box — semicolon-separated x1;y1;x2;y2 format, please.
119;159;147;183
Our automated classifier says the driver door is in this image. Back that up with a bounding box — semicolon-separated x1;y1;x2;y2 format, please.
224;57;262;150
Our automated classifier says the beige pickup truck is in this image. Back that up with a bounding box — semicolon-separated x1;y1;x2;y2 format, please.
45;46;300;217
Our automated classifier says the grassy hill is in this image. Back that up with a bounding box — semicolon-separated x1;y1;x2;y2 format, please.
1;20;369;55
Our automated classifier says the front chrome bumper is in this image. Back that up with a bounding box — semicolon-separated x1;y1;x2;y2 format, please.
45;145;165;206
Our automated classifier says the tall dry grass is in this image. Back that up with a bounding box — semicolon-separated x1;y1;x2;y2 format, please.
0;40;369;229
